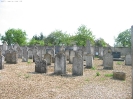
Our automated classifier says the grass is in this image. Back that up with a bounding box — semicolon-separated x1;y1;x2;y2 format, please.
116;61;123;65
85;78;89;82
24;74;30;78
91;66;96;70
101;77;106;81
105;73;113;77
96;72;100;76
27;60;31;64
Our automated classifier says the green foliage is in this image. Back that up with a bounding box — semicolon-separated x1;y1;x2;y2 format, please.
85;78;89;82
1;28;27;45
104;73;113;77
115;29;131;47
95;38;107;47
96;72;100;76
74;25;95;46
116;61;123;65
91;66;96;70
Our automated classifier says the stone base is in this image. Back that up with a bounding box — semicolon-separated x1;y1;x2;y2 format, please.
113;71;126;80
103;67;113;70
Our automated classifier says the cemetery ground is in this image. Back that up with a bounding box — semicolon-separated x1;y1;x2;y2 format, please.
0;58;131;99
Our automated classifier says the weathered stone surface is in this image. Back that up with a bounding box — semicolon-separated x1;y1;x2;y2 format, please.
86;53;93;68
125;54;131;66
113;71;126;80
22;47;28;62
44;53;51;65
33;46;38;62
86;40;91;54
69;50;75;64
72;53;83;76
0;50;4;69
35;56;47;73
54;52;66;75
28;49;33;59
103;53;113;70
16;47;22;58
65;50;69;61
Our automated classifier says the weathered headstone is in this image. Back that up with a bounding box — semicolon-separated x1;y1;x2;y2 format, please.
44;53;51;65
73;44;78;51
0;50;4;69
35;55;47;73
86;53;93;68
72;52;83;76
3;41;8;51
28;49;33;59
112;52;121;58
69;50;75;64
125;54;132;66
86;40;91;54
54;52;66;75
65;50;69;61
22;46;28;62
48;49;55;63
33;46;38;62
16;47;22;58
103;53;113;70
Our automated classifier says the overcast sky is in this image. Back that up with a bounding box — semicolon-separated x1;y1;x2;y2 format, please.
0;0;133;46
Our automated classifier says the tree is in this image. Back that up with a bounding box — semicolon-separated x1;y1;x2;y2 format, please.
95;38;107;47
115;29;131;47
74;25;95;46
0;28;27;45
28;33;45;46
44;30;71;46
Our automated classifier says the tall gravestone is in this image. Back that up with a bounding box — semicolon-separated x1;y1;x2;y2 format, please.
44;53;51;65
72;52;83;76
0;50;4;69
22;46;28;62
69;50;75;64
33;46;38;62
48;49;55;63
103;53;113;70
65;50;69;61
131;25;133;98
16;47;22;58
2;41;8;56
28;49;33;59
85;40;93;68
125;54;132;66
54;52;66;75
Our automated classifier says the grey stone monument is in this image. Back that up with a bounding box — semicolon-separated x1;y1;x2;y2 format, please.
125;54;132;65
44;53;52;65
33;46;38;62
86;53;93;68
72;52;83;76
54;52;66;75
0;50;4;69
69;50;75;64
103;53;113;70
22;46;28;62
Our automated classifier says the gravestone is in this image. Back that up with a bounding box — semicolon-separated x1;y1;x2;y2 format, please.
22;47;28;62
33;46;38;62
112;52;121;58
44;53;51;65
0;50;4;69
86;53;93;68
69;50;75;64
54;52;66;75
48;49;55;63
86;40;91;54
16;47;22;58
103;53;113;70
72;52;83;76
99;47;103;59
5;49;18;64
65;50;69;61
28;49;33;59
14;43;19;50
125;54;131;65
73;44;78;51
3;41;8;51
35;55;47;73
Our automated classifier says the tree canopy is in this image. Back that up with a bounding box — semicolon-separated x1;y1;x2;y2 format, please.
95;38;107;47
114;29;131;47
0;28;27;46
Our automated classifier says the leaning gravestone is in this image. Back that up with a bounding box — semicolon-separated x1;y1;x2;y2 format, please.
54;52;66;75
86;53;93;68
125;54;132;66
35;55;47;73
22;46;28;62
72;52;83;76
44;53;52;65
103;53;113;69
0;50;4;69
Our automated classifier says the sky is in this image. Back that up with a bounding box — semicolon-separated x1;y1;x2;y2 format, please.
0;0;133;46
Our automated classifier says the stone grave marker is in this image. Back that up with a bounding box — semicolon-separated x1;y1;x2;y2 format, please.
0;50;4;69
72;52;83;76
33;46;38;62
125;54;131;65
28;49;33;59
22;46;28;62
86;53;93;68
69;50;75;64
103;53;113;70
44;53;52;65
54;52;66;75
